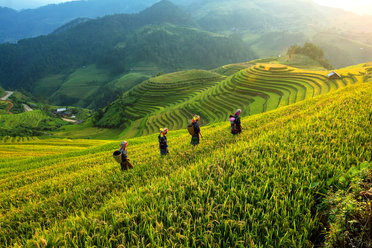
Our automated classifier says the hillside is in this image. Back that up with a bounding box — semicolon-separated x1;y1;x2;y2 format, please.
187;0;372;68
0;89;95;137
0;0;159;43
1;82;371;246
0;1;255;108
1;0;372;106
0;86;4;98
94;69;226;132
95;61;372;137
0;110;67;136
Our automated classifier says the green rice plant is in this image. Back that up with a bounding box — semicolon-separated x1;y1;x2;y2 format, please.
0;83;371;247
101;62;372;138
135;63;369;137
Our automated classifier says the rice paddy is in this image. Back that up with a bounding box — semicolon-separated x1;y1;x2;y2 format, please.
118;62;371;137
1;82;371;247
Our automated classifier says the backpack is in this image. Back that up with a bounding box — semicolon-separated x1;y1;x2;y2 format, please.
187;123;195;135
229;114;235;124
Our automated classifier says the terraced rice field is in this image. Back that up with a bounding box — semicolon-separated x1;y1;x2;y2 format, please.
0;110;63;129
0;137;111;164
1;83;371;247
135;63;369;136
96;70;226;131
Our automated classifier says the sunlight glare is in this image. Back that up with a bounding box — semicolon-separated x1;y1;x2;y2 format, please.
313;0;372;14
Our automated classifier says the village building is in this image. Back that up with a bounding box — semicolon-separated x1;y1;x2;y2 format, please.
328;71;341;79
56;108;67;113
54;108;72;117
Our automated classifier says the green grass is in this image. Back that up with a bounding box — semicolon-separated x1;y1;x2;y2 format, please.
0;83;371;247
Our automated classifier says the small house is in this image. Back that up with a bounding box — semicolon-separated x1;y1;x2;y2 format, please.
328;71;341;79
55;108;68;117
56;108;67;113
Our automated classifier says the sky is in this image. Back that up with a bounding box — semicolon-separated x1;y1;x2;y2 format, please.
313;0;372;15
0;0;372;15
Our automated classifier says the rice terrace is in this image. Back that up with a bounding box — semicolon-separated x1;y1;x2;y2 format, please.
0;59;371;247
0;0;372;247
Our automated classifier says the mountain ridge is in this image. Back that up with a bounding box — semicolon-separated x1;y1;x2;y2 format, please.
0;0;160;43
0;1;256;108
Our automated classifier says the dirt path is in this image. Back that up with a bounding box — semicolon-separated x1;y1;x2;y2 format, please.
6;100;13;114
62;118;79;124
1;91;14;114
1;91;13;101
23;104;33;112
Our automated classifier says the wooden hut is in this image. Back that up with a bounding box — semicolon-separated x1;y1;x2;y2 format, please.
328;71;341;79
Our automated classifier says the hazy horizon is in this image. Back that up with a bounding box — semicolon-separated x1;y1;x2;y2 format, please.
1;0;372;16
313;0;372;16
0;0;78;10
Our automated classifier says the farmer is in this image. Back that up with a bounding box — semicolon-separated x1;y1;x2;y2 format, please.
191;115;202;146
158;128;169;156
119;140;133;170
231;109;242;135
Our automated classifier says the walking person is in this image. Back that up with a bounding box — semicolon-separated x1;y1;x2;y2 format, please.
190;115;202;146
158;128;169;156
231;109;242;135
119;140;133;170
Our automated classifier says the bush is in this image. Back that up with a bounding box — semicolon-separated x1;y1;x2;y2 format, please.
322;162;372;248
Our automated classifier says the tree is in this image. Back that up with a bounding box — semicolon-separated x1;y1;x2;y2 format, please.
287;42;333;69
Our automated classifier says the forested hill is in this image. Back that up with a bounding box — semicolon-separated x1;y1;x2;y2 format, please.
2;0;372;68
187;0;372;68
0;0;256;106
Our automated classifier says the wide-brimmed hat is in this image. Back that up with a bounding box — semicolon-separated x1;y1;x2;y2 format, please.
193;115;200;121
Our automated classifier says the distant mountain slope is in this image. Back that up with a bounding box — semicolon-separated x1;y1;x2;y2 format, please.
1;0;371;69
0;0;160;43
189;0;372;33
0;1;256;108
187;0;372;68
94;61;372;137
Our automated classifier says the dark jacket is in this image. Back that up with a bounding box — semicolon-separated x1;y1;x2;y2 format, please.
231;114;242;134
234;114;241;125
193;122;200;135
158;135;168;149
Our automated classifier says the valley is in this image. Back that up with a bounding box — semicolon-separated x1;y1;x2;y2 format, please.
0;1;371;247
